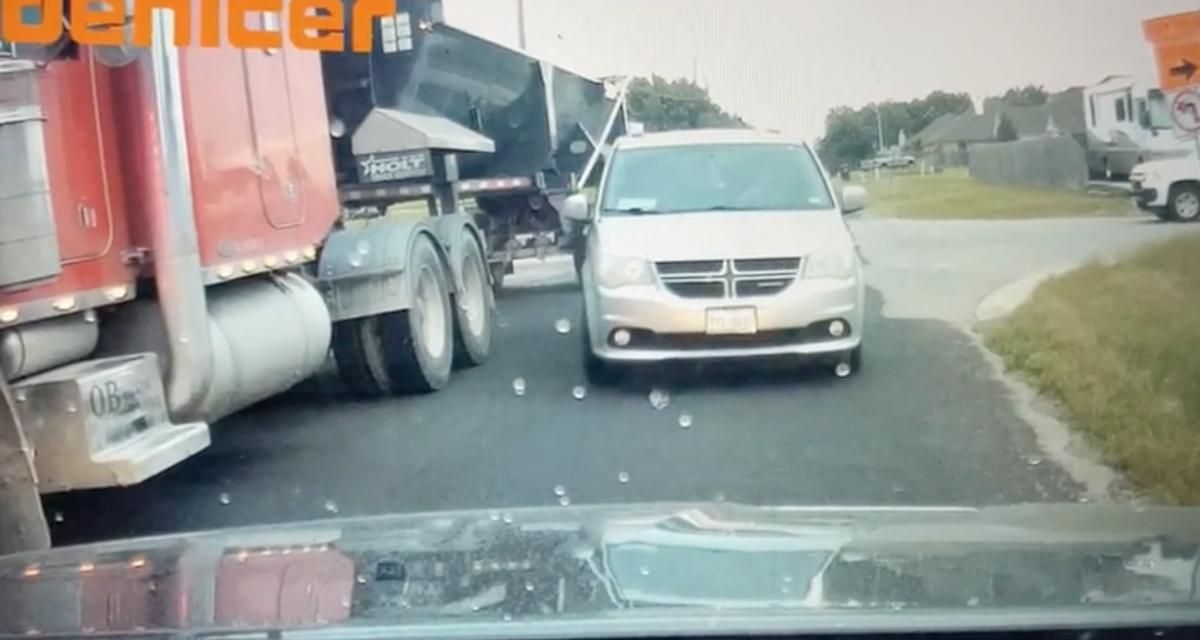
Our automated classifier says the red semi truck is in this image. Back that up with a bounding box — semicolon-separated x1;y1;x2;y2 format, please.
0;0;625;552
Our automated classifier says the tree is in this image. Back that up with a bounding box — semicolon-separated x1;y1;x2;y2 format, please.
817;90;973;168
626;76;747;132
1000;84;1048;106
996;114;1018;141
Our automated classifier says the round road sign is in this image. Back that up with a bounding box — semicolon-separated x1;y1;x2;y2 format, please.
1171;89;1200;133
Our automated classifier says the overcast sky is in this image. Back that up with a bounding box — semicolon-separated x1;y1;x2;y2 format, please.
443;0;1198;140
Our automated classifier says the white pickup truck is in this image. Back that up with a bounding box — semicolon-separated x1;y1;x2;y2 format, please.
1130;156;1200;222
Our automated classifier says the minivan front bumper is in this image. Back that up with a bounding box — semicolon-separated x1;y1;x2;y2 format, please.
586;274;864;362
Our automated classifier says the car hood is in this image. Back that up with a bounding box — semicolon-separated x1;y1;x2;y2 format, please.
1;503;1199;637
1132;154;1198;177
594;210;851;261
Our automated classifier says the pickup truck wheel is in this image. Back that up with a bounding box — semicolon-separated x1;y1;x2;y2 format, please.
452;233;494;368
1168;184;1200;222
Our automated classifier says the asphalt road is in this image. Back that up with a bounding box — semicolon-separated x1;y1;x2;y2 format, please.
47;215;1194;547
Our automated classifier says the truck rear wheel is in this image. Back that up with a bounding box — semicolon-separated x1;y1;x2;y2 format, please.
332;235;454;395
452;233;494;368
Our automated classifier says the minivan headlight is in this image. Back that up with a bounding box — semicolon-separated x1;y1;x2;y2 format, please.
804;246;856;279
597;255;654;288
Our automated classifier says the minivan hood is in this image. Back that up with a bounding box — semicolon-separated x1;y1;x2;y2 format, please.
595;209;850;261
2;503;1199;637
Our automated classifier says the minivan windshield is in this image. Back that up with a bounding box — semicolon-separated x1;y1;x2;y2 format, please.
600;143;835;215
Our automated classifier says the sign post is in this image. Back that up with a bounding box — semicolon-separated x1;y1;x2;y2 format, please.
1145;11;1200;170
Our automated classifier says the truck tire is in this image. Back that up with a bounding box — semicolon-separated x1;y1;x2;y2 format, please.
452;232;494;368
384;235;455;392
332;235;454;395
1167;183;1200;222
490;262;507;295
332;316;393;398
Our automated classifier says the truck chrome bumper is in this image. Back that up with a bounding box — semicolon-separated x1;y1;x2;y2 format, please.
14;353;211;494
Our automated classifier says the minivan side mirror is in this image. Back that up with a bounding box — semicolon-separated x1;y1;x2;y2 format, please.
561;193;592;222
840;185;867;215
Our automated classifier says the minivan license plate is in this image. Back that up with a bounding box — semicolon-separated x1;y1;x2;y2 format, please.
705;308;757;335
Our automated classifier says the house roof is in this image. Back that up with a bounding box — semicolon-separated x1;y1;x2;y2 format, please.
954;113;1000;142
913;111;996;145
911;113;956;145
996;104;1049;137
913;87;1088;145
1047;87;1086;134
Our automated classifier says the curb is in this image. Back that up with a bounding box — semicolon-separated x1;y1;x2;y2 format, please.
974;266;1073;323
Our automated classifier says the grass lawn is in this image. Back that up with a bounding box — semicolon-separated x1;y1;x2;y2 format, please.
985;232;1200;502
856;168;1134;219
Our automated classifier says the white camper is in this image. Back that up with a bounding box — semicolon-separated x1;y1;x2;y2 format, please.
1084;75;1192;179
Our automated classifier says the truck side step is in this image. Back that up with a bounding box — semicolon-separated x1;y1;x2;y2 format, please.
12;353;210;494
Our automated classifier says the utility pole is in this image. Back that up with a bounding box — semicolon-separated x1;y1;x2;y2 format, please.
516;0;527;50
875;105;885;152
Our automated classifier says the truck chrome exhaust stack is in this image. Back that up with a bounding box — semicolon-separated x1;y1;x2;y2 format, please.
142;9;214;420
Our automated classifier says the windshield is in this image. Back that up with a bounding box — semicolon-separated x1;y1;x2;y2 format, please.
600;143;835;214
4;0;1200;637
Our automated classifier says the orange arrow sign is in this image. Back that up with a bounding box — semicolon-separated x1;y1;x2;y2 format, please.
1145;12;1200;91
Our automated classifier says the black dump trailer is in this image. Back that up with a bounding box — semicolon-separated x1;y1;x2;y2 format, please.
324;0;628;288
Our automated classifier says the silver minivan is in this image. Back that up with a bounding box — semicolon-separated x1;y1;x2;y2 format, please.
562;128;868;382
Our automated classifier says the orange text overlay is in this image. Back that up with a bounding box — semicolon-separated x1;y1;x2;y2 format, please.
1;0;394;52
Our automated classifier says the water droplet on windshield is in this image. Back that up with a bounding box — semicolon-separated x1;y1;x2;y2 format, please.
348;253;363;268
503;613;513;622
966;597;980;607
554;319;571;334
713;491;726;502
678;413;693;429
340;597;351;609
489;511;501;521
323;500;340;514
218;492;231;505
1027;455;1044;467
782;575;793;584
512;377;527;396
52;512;63;524
524;580;535;592
617;471;630;484
638;565;650;576
558;495;570;506
572;385;587;400
648;388;670;410
356;574;367;585
553;484;566;497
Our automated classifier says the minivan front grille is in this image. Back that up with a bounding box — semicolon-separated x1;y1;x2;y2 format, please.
655;260;725;276
733;258;801;273
655;257;801;300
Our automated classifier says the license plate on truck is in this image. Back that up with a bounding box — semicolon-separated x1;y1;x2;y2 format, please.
705;307;757;335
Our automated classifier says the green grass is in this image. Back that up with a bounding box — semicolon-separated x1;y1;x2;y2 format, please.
985;233;1200;502
857;168;1134;219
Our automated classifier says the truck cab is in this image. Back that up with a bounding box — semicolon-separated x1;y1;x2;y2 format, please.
1130;155;1200;222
